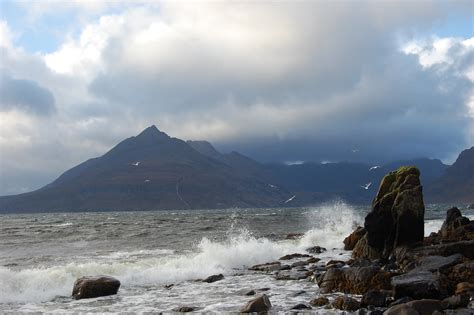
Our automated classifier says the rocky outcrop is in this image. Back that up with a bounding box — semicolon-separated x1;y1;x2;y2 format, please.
72;275;120;300
240;294;272;313
391;271;446;300
343;226;365;250
318;265;392;294
351;166;425;260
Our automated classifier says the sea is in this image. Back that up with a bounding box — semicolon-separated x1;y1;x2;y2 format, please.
1;201;473;313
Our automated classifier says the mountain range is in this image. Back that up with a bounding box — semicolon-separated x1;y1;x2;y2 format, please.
0;126;472;213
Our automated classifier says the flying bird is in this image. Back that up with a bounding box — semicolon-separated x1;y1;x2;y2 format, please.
132;161;141;166
369;166;381;171
284;195;296;204
144;179;151;182
269;184;276;188
360;182;372;190
351;149;359;153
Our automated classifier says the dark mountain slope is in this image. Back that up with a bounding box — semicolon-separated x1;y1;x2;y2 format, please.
0;126;289;213
426;147;474;203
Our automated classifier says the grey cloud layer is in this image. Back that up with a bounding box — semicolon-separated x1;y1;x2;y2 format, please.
0;1;473;195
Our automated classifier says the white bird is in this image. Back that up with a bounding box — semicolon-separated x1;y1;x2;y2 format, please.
360;182;372;190
369;166;381;171
269;184;276;188
144;179;150;182
132;161;141;166
351;149;359;153
284;195;296;203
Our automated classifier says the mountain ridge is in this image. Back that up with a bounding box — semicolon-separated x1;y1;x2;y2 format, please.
0;126;471;213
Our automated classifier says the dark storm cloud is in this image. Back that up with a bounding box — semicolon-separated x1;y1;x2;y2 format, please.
0;74;56;115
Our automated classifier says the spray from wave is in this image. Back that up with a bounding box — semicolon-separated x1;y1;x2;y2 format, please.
0;202;364;304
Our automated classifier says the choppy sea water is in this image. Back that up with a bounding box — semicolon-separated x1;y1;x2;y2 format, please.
1;202;473;313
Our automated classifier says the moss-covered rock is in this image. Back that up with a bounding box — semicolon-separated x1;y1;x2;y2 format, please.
352;166;425;259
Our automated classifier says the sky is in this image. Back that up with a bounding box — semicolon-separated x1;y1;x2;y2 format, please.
0;0;473;195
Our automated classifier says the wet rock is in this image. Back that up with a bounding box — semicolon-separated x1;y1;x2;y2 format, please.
455;282;474;295
320;266;392;294
326;259;346;266
237;289;256;296
405;299;442;315
291;290;306;297
279;253;312;260
172;306;197;312
361;290;389;307
344;226;366;250
469;204;474;209
240;294;272;313
391;271;445;300
285;233;304;240
291;261;308;268
440;207;471;238
202;274;224;283
450;262;474;284
389;296;413;307
354;167;425;260
274;269;311;280
306;246;326;254
72;275;120;300
291;304;312;310
306;257;320;264
441;293;470;309
402;240;474;260
309;296;329;307
412;254;463;273
383;303;418;315
249;262;281;272
332;296;361;311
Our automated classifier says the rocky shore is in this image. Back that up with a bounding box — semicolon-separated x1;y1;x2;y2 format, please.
71;166;473;314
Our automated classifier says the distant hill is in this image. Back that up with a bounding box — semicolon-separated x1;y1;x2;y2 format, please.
0;126;289;212
265;158;448;205
0;126;466;213
426;147;474;203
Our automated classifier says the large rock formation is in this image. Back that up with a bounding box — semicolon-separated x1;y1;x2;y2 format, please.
352;166;425;260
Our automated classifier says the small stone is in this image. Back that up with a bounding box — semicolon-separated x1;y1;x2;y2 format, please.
240;294;272;313
306;246;327;254
455;282;474;295
202;274;224;283
291;304;311;310
405;299;442;315
361;290;388;307
172;306;197;312
279;253;312;260
309;296;329;306
383;304;418;315
332;296;361;311
441;294;470;309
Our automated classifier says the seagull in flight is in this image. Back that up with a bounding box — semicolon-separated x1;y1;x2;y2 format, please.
351;149;359;153
284;195;296;204
369;166;381;171
360;182;372;190
144;179;150;182
132;161;141;166
269;184;276;188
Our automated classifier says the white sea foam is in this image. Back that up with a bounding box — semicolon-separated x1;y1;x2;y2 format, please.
0;203;363;304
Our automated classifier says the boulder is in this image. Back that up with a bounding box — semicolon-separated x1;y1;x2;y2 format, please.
202;274;224;283
309;296;329;307
405;299;442;315
441;294;470;309
319;266;392;294
383;303;418;315
72;275;120;300
439;207;473;240
411;254;463;273
353;167;425;260
450;262;474;285
240;294;272;313
455;282;474;295
332;296;361;311
361;290;389;307
391;271;446;300
344;226;366;250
